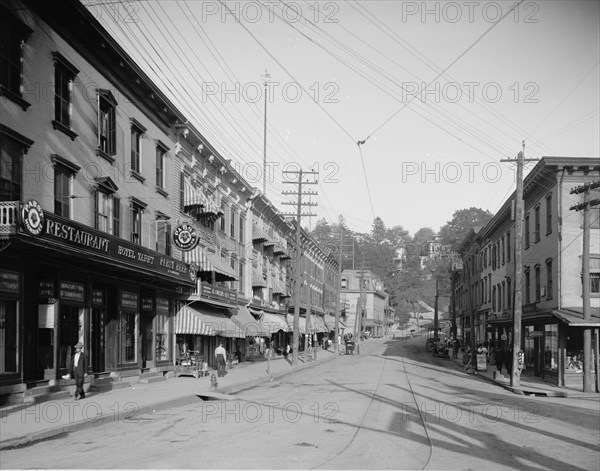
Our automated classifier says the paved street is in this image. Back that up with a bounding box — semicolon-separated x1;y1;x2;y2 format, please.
2;337;599;470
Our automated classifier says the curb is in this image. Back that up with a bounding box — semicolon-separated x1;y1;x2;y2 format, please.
1;354;338;450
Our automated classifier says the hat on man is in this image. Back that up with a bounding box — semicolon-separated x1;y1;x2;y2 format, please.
74;342;83;349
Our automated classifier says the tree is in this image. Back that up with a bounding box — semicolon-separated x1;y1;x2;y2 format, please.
438;207;493;249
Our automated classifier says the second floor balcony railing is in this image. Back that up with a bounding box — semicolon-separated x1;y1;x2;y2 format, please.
0;201;19;237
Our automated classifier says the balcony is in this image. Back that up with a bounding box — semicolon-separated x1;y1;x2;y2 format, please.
0;201;19;237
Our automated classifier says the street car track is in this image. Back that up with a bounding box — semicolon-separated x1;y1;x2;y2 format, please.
312;341;434;470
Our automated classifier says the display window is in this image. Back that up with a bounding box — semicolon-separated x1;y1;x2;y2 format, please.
544;324;558;371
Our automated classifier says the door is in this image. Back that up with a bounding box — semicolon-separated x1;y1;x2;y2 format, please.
91;308;105;372
141;314;153;368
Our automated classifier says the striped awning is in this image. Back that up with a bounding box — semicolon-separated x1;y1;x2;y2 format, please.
183;246;237;281
183;177;222;218
287;314;306;335
261;312;291;333
175;303;244;337
312;315;329;333
231;306;271;337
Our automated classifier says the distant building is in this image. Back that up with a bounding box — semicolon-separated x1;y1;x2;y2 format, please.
340;270;393;337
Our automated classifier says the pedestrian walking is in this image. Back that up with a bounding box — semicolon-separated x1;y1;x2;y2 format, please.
215;342;227;377
66;342;88;400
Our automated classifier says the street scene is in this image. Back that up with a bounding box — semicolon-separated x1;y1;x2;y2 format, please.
2;336;599;469
1;0;599;470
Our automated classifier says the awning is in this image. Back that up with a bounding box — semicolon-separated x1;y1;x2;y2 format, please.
287;314;306;334
175;303;244;337
231;306;271;337
311;315;329;333
552;308;600;327
262;312;291;333
324;315;346;330
184;246;237;281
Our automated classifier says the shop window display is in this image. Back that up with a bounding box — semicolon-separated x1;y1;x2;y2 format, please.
544;324;558;371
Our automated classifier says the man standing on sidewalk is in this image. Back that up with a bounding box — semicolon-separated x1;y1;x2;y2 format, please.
215;342;227;377
69;342;88;400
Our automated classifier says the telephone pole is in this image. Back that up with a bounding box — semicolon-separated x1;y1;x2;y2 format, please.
334;220;344;355
282;168;318;366
501;141;539;388
570;180;600;392
262;69;270;198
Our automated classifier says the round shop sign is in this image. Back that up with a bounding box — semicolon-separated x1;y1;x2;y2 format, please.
173;223;199;251
21;200;46;236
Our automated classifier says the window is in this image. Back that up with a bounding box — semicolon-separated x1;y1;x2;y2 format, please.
546;194;552;235
492;285;496;311
155;218;171;256
239;215;245;243
525;269;531;304
51;155;80;219
492;244;497;270
534;205;540;243
525;214;530;249
501;281;506;310
94;177;120;236
155;141;168;191
506;231;511;262
0;298;18;373
238;260;245;294
546;259;553;300
501;236;505;265
220;202;226;232
52;52;78;139
535;265;541;301
130;119;146;178
590;255;600;295
507;277;511;308
0;6;32;109
130;197;146;245
230;207;236;238
97;90;117;160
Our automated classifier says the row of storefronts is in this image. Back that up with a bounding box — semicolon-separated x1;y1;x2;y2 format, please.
452;157;600;390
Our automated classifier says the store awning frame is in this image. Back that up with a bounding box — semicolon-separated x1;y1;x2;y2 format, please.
231;306;271;337
175;303;244;337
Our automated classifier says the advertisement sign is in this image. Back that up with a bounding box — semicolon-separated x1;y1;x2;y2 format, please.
173;223;199;251
20;211;195;285
476;353;487;371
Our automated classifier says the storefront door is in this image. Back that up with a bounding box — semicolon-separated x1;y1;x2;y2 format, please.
91;308;105;372
141;314;153;368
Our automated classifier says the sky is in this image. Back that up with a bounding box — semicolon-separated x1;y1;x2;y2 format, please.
82;0;600;237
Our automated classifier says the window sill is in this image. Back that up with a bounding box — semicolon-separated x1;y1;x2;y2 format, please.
96;148;116;164
131;171;145;183
52;120;78;140
156;186;169;198
0;86;31;110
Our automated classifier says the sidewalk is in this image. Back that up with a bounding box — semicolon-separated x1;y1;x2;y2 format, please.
0;348;338;450
449;353;600;399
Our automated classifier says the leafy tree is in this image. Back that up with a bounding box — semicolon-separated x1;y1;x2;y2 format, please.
438;207;493;249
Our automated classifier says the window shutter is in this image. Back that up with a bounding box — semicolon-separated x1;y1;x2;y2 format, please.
96;92;101;148
93;189;99;229
113;196;120;237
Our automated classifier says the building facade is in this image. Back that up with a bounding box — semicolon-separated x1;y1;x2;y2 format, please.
454;157;600;389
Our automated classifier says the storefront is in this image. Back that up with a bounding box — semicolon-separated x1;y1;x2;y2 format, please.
0;205;196;399
489;308;599;389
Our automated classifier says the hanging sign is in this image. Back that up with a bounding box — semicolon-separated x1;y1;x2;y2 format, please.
173;223;199;251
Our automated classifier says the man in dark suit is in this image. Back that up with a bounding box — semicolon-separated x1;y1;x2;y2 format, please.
70;342;88;400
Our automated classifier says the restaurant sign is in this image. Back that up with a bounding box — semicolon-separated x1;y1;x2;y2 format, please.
20;206;195;285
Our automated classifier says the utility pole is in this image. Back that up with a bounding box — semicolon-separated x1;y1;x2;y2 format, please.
334;219;344;355
282;168;318;367
262;69;270;198
570;180;600;392
501;141;538;388
355;255;367;354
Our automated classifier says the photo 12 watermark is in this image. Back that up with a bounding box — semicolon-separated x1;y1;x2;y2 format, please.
399;1;540;24
399;81;540;104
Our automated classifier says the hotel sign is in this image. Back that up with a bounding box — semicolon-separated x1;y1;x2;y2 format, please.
20;208;195;285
